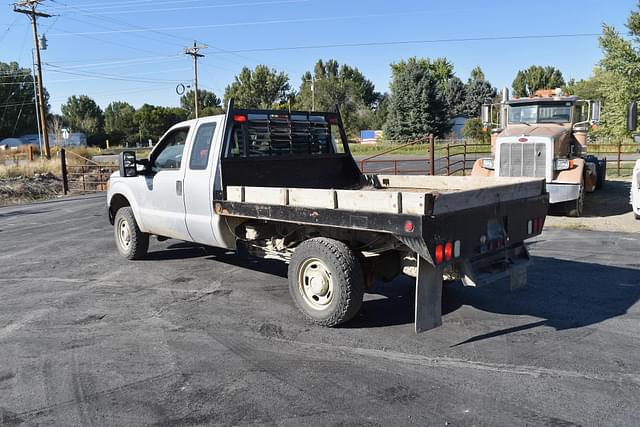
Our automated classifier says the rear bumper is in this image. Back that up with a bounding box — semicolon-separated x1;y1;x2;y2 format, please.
547;182;581;204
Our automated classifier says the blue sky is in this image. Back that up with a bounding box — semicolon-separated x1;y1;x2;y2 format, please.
0;0;634;114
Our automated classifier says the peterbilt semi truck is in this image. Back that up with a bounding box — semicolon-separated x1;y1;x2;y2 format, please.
473;89;604;217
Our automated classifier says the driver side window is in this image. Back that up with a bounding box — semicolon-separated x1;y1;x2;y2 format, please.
153;128;189;170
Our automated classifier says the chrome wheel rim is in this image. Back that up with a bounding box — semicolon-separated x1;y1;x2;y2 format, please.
117;217;131;250
298;258;334;310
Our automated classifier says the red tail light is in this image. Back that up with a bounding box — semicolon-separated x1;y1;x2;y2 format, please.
233;114;247;123
404;220;414;233
434;243;444;265
444;241;453;261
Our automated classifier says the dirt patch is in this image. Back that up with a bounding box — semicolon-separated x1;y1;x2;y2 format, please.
0;173;63;206
545;178;640;232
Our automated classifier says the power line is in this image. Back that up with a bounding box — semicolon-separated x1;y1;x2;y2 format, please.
46;0;309;15
205;33;603;54
44;64;182;84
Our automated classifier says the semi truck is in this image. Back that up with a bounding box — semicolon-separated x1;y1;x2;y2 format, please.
107;102;548;333
473;89;604;217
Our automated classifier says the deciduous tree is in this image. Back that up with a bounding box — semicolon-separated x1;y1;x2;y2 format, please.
223;65;290;109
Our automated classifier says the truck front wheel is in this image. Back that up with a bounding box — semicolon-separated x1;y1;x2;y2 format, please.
114;207;149;260
288;238;365;327
563;185;584;217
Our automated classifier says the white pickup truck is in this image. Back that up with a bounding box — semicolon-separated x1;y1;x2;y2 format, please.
107;102;548;332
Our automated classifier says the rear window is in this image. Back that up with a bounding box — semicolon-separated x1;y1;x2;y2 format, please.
227;113;337;157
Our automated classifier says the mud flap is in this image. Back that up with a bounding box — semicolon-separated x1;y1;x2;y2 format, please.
414;256;443;333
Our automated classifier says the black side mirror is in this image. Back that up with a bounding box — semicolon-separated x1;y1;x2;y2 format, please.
627;101;637;132
137;158;151;174
119;151;137;177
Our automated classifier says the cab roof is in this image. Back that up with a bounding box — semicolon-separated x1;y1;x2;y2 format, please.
507;95;579;105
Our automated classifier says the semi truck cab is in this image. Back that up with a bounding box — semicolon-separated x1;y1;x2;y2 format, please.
473;89;604;217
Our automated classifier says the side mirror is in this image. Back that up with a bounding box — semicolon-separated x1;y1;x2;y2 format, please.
481;104;491;127
590;100;601;125
627;101;637;132
119;151;137;177
137;158;151;174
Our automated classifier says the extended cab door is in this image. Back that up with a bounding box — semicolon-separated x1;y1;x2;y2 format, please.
139;126;192;241
182;118;223;246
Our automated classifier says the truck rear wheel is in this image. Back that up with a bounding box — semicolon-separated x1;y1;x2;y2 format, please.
114;207;149;260
288;237;364;327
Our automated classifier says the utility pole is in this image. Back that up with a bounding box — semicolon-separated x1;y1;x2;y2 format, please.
14;1;52;159
184;41;207;118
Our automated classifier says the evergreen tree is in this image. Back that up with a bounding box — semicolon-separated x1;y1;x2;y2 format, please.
384;57;451;141
180;89;223;119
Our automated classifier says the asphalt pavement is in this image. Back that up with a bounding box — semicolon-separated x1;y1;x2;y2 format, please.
1;195;639;425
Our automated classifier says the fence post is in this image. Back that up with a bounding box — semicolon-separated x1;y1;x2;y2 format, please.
446;144;450;175
393;160;398;175
28;145;34;162
60;148;69;195
462;140;467;176
617;141;621;177
429;134;435;175
82;165;86;192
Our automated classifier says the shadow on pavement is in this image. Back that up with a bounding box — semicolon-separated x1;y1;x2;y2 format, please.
348;256;640;336
142;242;640;339
548;180;632;218
0;208;52;218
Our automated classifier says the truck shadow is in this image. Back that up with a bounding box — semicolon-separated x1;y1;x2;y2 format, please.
349;256;640;337
548;180;631;217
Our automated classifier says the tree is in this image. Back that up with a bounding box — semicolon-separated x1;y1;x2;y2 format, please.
595;4;640;136
445;77;467;117
180;89;223;119
462;117;489;142
104;101;137;145
61;95;104;143
0;61;49;138
135;104;187;143
223;65;290;109
461;67;497;117
512;65;565;97
384;57;451;141
296;59;381;135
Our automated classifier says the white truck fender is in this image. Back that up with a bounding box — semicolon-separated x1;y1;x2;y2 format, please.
107;182;148;232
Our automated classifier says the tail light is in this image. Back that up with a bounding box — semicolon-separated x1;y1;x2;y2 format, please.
233;114;247;123
527;217;545;235
434;240;461;265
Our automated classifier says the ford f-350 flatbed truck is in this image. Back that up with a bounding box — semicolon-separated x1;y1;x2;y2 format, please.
107;101;548;332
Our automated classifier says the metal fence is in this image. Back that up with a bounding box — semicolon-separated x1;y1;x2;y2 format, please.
358;137;491;176
60;148;117;194
358;138;639;177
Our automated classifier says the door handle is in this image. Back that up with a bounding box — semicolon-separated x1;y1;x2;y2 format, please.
175;180;183;196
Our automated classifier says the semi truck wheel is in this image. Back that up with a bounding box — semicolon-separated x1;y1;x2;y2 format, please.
114;207;149;260
564;185;584;217
288;237;365;327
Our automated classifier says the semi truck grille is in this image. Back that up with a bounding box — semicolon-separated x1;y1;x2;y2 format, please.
499;142;546;178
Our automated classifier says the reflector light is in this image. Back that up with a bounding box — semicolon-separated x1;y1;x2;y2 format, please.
444;241;453;261
404;220;414;233
233;114;247;123
434;243;444;265
328;116;338;124
453;240;461;258
518;137;528;142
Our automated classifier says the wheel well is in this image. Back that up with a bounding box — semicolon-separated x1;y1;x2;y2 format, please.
109;194;130;224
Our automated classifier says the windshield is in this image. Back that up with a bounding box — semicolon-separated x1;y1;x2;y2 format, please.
508;103;572;124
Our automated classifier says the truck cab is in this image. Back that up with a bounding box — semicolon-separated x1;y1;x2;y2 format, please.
472;90;604;217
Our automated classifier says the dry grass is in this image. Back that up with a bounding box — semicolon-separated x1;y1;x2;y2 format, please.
0;146;104;179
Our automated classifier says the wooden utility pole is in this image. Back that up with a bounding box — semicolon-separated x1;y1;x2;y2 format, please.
184;42;207;118
14;1;52;159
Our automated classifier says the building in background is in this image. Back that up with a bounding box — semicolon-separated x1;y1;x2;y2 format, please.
360;130;384;144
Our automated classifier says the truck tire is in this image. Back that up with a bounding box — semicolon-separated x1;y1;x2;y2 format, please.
564;185;584;217
596;159;606;190
288;237;365;327
114;207;149;260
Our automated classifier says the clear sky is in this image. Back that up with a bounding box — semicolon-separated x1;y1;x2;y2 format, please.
0;0;634;114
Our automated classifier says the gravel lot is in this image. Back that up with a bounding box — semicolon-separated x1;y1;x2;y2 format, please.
1;195;639;426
